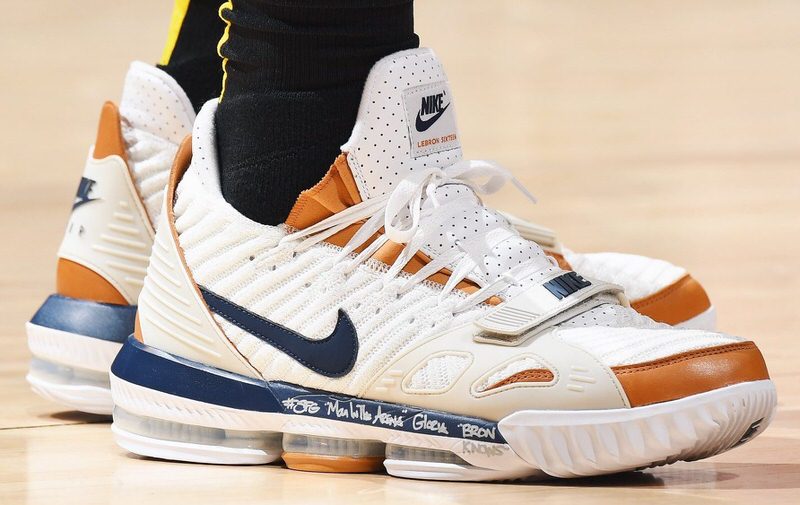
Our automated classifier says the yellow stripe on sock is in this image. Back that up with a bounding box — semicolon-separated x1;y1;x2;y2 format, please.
159;0;192;66
217;0;234;101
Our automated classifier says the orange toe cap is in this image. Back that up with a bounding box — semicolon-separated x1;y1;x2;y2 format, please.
631;274;711;326
612;341;770;407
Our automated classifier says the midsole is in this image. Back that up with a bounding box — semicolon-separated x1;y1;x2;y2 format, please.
111;337;775;476
110;371;527;473
27;322;122;373
111;337;504;445
30;294;136;343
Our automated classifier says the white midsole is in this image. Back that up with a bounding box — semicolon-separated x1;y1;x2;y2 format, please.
26;322;122;373
109;372;532;476
110;371;776;480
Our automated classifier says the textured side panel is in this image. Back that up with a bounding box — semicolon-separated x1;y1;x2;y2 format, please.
137;206;260;379
403;352;473;394
57;153;154;304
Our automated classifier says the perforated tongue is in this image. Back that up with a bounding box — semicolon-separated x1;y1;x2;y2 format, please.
342;48;463;200
337;49;557;289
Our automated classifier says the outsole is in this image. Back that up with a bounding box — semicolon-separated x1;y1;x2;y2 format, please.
27;371;113;416
498;378;775;478
110;371;776;482
26;322;120;415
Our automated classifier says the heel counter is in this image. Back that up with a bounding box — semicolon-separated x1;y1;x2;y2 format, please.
137;138;260;378
56;102;154;305
56;258;128;305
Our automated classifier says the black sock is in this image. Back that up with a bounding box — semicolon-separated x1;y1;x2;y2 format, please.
215;0;418;225
157;0;225;112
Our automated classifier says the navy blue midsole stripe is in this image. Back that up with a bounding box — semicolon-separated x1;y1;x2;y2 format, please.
30;294;137;343
112;337;505;444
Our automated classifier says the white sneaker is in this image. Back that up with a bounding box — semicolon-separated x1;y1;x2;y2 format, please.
25;62;195;414
28;57;715;417
109;48;774;480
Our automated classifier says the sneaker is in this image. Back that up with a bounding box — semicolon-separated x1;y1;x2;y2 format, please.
26;60;714;417
25;62;195;414
504;214;715;330
109;48;775;480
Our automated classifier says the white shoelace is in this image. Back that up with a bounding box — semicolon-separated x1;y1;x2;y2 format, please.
280;160;539;313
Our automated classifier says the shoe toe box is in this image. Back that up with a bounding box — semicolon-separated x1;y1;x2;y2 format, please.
565;251;711;326
611;340;770;407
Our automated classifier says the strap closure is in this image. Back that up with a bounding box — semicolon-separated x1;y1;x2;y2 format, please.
475;271;627;345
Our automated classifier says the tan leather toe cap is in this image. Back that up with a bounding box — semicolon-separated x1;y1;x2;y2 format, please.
630;274;711;326
612;341;769;407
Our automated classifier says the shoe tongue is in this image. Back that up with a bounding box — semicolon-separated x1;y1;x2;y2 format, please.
341;48;463;200
337;49;556;288
288;48;556;291
119;62;195;146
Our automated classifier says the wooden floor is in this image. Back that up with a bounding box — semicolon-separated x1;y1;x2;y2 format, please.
1;1;799;503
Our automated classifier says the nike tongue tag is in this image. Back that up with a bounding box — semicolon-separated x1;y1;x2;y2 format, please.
404;85;458;158
342;48;463;200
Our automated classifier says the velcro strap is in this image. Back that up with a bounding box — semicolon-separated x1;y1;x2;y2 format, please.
475;271;626;342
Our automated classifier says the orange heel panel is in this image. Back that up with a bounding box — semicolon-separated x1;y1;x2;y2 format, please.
631;274;711;325
613;341;769;407
93;101;128;162
56;258;128;305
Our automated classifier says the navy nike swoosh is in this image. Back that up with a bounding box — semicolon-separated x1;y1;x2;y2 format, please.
199;286;358;378
415;102;451;132
73;176;99;210
73;197;98;210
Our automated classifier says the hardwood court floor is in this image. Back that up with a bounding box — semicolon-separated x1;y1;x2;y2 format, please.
1;1;798;504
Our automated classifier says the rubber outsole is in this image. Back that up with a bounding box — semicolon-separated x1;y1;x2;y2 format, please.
27;371;113;416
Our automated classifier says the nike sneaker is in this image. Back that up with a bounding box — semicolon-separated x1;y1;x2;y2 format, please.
25;62;195;414
504;214;715;330
26;58;712;417
109;49;774;481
